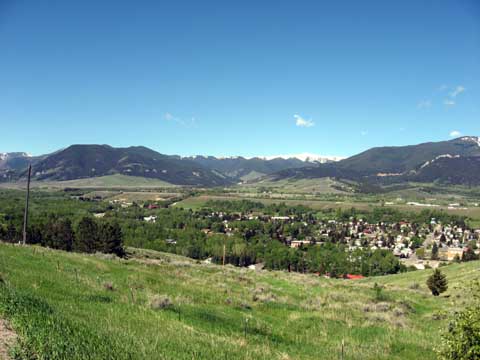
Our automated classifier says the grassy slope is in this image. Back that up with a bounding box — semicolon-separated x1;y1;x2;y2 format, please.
0;243;479;360
0;174;176;190
239;177;350;194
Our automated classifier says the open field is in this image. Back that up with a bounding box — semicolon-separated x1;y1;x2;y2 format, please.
238;177;353;194
0;174;176;190
173;194;480;221
1;243;478;359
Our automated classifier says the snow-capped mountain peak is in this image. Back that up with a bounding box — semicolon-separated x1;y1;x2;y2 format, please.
255;153;345;163
460;136;480;147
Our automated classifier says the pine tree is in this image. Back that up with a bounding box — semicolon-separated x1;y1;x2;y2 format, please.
426;269;448;296
6;223;19;243
431;242;439;260
58;219;74;251
75;217;98;253
44;217;74;251
100;222;125;257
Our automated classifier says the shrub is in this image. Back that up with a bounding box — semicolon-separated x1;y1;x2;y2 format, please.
372;282;387;302
150;295;173;310
438;282;480;359
410;282;420;290
103;282;115;291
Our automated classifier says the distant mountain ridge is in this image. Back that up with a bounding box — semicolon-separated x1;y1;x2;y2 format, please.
0;146;341;185
182;155;311;181
268;136;480;185
2;137;480;186
0;145;230;186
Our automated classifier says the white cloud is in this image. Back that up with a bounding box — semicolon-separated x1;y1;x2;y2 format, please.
294;114;314;128
417;100;432;109
444;99;456;106
438;84;448;91
449;130;462;137
164;112;175;121
164;112;197;128
449;85;465;98
360;130;368;136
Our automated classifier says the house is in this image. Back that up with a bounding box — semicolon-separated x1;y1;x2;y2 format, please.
271;216;291;221
439;247;464;261
248;263;264;271
290;240;311;248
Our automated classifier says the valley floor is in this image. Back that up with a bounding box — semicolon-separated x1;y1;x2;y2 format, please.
0;243;478;359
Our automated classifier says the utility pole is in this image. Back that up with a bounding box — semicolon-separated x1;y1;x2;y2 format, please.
223;239;226;267
22;164;32;245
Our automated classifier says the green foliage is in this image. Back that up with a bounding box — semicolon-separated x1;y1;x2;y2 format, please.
426;269;448;296
416;248;426;259
438;282;480;359
372;282;387;302
75;217;99;253
462;247;479;262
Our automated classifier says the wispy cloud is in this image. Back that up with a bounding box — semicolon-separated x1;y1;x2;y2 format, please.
294;114;314;128
417;100;432;109
418;84;466;110
449;85;465;98
164;112;197;128
360;130;368;136
449;130;461;137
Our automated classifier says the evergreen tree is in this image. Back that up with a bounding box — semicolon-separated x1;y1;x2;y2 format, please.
100;222;125;257
75;217;98;253
44;217;74;251
6;223;19;243
431;242;439;260
426;269;448;296
58;219;74;251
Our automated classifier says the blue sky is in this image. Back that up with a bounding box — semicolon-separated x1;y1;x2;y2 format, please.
0;0;479;157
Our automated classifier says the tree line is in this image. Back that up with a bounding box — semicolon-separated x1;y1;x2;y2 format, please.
0;215;125;257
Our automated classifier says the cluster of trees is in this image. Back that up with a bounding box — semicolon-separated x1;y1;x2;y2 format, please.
263;241;405;276
334;206;467;227
0;216;125;257
204;200;312;217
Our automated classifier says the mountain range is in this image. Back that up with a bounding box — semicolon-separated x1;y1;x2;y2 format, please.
268;136;480;186
1;136;480;187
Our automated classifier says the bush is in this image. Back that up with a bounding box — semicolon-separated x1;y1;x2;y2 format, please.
438;282;480;359
103;282;115;291
150;295;173;310
372;282;388;302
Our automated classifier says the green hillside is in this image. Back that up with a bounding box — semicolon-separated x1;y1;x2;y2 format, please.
35;174;176;189
0;243;478;359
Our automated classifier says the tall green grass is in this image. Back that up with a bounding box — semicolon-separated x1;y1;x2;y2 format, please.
0;243;478;359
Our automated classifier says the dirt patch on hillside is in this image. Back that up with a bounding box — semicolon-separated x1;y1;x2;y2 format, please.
0;319;16;360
